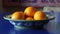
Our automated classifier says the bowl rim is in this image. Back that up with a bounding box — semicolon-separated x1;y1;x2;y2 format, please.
3;14;55;21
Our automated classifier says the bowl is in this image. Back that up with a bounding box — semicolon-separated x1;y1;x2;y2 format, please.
3;14;55;29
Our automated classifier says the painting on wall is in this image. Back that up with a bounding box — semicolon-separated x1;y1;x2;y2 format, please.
21;0;37;3
21;0;60;6
3;0;60;9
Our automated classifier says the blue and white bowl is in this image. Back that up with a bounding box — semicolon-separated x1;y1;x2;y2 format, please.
3;14;54;29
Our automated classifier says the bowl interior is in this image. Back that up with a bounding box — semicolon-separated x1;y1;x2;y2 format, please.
3;14;55;22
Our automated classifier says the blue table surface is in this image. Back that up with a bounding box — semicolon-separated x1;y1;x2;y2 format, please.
0;11;58;34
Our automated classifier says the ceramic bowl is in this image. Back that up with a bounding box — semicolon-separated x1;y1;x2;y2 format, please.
3;14;54;29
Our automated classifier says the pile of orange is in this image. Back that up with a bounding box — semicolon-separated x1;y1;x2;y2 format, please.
11;6;47;20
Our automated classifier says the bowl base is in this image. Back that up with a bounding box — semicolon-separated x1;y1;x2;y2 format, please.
14;26;44;30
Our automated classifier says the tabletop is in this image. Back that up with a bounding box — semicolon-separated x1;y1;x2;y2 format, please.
0;11;60;34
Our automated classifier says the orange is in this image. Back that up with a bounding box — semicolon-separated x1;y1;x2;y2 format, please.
24;6;36;17
11;11;25;20
26;17;33;20
34;11;47;20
